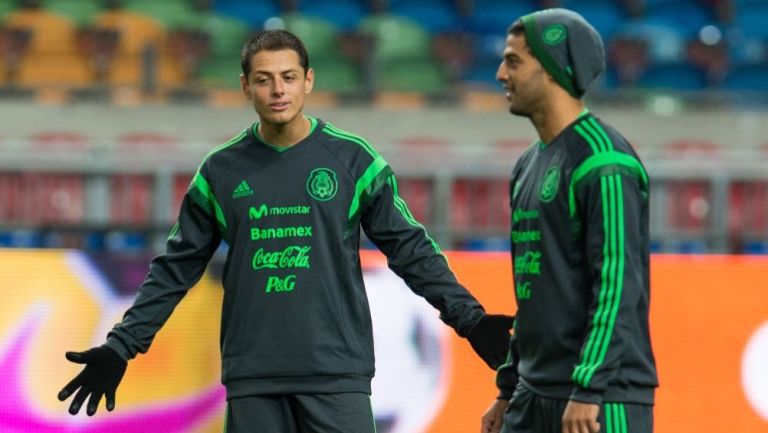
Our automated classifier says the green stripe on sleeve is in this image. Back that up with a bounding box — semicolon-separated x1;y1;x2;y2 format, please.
568;151;648;219
167;222;180;240
323;123;379;158
575;124;600;154
388;176;444;256
192;171;228;233
348;156;392;221
581;118;612;153
572;174;625;388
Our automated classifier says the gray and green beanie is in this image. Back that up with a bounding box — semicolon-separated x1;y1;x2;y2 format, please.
515;8;605;98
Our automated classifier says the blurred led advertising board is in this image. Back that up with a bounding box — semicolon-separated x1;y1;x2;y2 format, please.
0;250;766;433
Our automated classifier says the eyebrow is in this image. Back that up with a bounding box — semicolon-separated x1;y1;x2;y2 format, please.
253;69;300;76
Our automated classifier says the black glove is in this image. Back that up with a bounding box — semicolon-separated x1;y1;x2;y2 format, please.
468;314;515;370
57;345;127;416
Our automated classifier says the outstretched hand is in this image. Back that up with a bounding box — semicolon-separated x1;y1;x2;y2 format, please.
57;346;127;416
468;314;515;370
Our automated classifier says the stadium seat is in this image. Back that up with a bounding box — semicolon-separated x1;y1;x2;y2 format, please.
743;240;768;255
186;13;251;56
379;58;449;93
720;65;768;91
465;0;536;36
562;0;624;40
637;62;709;90
613;21;685;64
311;56;363;93
0;172;85;225
451;178;510;230
299;0;367;31
645;0;713;39
462;61;500;88
388;0;462;33
117;131;179;154
0;230;45;248
29;130;90;151
358;14;432;64
214;0;281;28
124;0;199;29
110;174;152;225
42;0;101;26
197;55;242;89
461;33;504;88
662;139;720;158
729;181;768;237
392;177;433;224
736;3;768;40
665;180;711;233
280;13;340;57
0;0;14;16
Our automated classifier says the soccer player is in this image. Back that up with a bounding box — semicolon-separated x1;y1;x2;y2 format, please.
57;30;514;432
479;9;658;433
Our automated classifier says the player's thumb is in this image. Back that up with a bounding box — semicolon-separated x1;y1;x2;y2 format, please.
65;349;94;364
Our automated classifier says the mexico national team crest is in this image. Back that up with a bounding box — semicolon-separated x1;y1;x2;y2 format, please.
539;166;560;202
306;168;338;201
542;24;567;45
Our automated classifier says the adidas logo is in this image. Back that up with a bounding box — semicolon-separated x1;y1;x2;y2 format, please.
232;180;254;199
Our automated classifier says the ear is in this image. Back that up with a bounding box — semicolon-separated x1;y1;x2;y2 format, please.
240;73;250;99
304;68;314;94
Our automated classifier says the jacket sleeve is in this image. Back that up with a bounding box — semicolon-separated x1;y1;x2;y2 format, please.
360;173;485;338
105;171;222;360
568;158;649;404
495;333;520;400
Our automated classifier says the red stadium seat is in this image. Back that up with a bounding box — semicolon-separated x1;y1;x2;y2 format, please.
394;177;433;224
117;131;180;155
666;180;711;233
0;172;84;224
662;139;720;158
109;174;152;225
29;130;89;151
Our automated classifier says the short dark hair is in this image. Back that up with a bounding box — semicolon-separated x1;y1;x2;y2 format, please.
240;30;310;78
507;20;533;55
508;20;525;36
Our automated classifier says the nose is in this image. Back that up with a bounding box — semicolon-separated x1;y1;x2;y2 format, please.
272;77;285;95
496;62;507;83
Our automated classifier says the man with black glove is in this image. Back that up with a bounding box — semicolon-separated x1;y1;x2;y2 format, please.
57;346;127;416
58;29;515;430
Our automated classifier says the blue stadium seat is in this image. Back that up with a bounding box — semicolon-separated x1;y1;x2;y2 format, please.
0;230;44;248
389;0;462;33
743;240;768;254
562;1;624;41
638;62;708;90
473;33;506;61
215;0;281;28
613;21;685;64
462;59;501;88
461;237;511;252
645;1;713;39
736;3;768;39
466;0;536;36
299;0;367;30
664;239;710;254
721;65;768;91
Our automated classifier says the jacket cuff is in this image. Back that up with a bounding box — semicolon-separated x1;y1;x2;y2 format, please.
569;387;603;405
105;336;132;362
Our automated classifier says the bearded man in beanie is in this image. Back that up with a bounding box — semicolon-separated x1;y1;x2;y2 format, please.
480;9;658;433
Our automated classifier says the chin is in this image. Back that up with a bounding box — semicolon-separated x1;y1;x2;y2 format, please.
509;106;531;118
260;111;297;126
